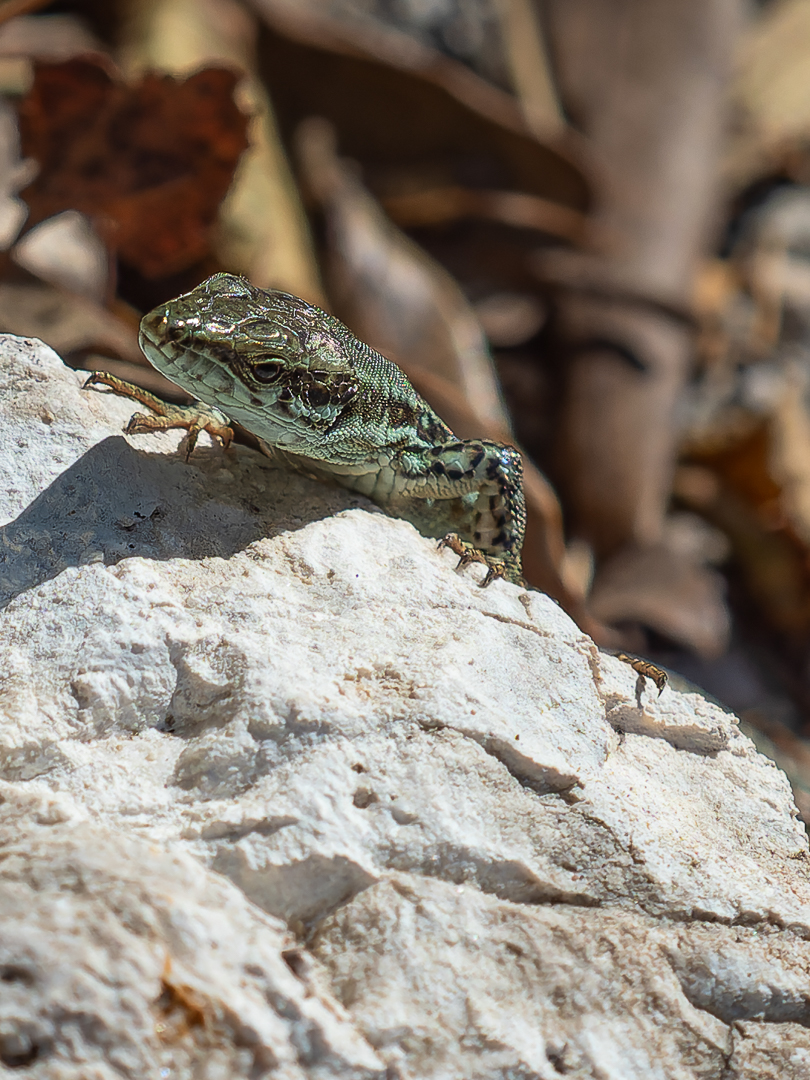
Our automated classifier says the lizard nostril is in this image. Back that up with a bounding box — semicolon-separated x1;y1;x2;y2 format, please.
305;384;330;408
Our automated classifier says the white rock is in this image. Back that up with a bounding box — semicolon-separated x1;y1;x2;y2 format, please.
0;335;809;1078
0;784;381;1078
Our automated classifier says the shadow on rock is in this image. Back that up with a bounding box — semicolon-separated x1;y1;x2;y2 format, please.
0;436;351;609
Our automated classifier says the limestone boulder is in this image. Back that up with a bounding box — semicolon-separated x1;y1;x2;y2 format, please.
0;335;809;1079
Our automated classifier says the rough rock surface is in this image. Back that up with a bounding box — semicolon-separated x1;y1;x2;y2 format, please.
1;335;810;1079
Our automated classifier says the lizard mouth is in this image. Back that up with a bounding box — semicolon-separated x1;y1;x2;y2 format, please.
139;312;239;400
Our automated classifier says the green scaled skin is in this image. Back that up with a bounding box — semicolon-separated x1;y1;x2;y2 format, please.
85;272;528;586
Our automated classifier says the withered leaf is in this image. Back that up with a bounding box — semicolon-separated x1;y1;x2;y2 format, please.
17;57;249;278
588;543;730;659
252;0;590;211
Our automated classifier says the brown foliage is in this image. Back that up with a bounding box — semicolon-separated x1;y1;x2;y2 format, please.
17;58;249;277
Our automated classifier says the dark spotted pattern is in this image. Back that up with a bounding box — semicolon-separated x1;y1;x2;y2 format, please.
387;401;419;432
416;414;452;446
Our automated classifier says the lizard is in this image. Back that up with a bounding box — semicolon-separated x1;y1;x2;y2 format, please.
84;271;667;694
85;271;526;587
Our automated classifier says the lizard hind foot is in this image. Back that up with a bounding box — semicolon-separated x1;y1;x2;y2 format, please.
615;652;668;696
438;533;513;588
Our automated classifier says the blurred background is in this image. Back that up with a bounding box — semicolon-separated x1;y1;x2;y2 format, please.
4;0;810;816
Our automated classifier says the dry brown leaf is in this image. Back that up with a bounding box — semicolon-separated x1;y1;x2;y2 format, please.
120;0;324;303
676;430;810;644
0;280;139;364
588;544;730;659
17;57;249;278
727;0;810;187
0;0;51;30
250;0;591;211
381;185;589;244
0;11;100;59
768;361;810;550
473;292;547;349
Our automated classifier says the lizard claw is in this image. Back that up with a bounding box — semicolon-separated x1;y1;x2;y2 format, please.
85;371;233;454
480;564;507;588
438;534;508;587
615;653;668;696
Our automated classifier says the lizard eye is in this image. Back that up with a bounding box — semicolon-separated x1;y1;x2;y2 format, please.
253;359;284;383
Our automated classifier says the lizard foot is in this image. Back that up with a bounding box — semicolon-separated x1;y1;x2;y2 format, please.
615;652;668;696
84;372;234;459
438;533;511;588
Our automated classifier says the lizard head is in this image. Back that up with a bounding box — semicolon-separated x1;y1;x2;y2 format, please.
139;272;382;454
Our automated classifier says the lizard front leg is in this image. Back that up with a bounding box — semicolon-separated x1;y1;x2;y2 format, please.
83;372;234;458
385;439;527;586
